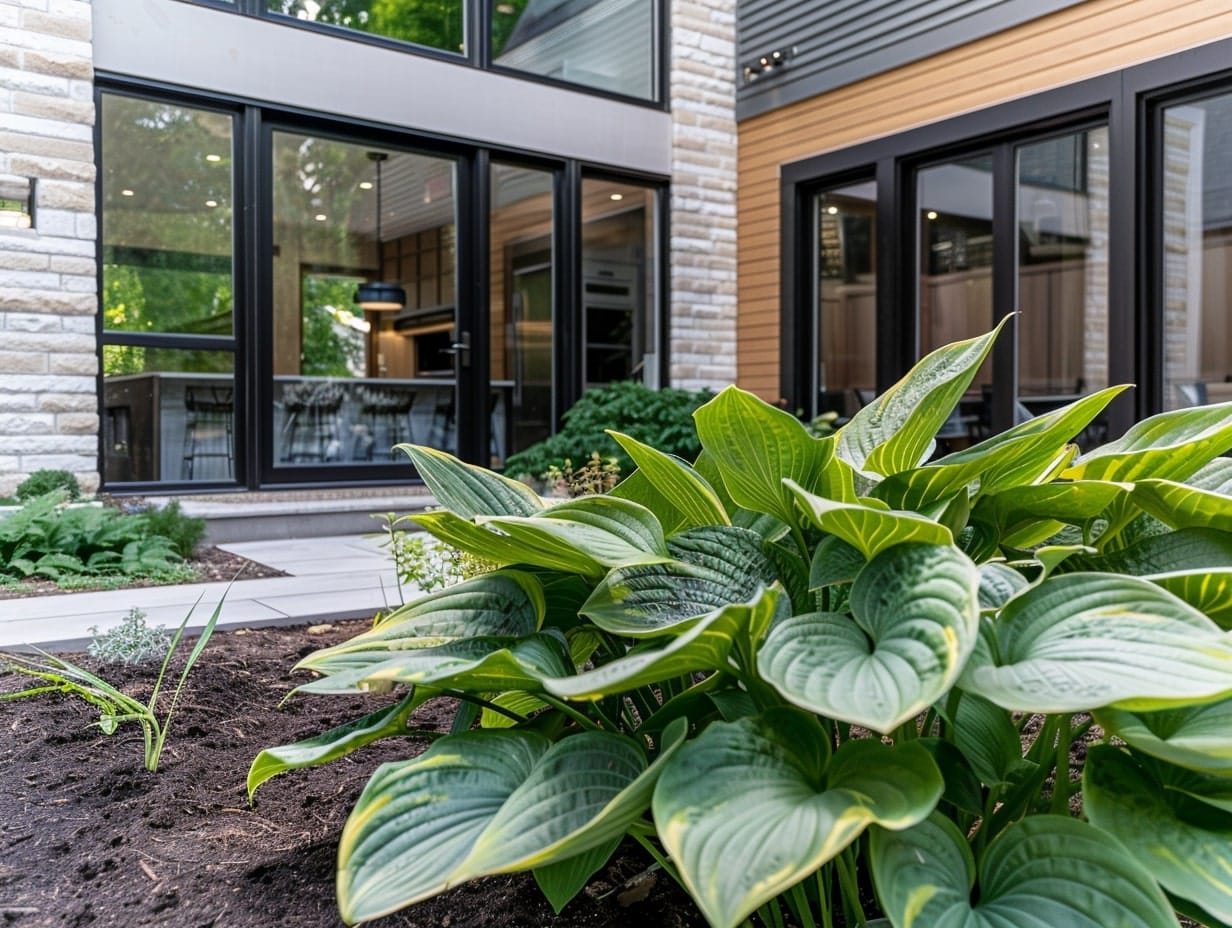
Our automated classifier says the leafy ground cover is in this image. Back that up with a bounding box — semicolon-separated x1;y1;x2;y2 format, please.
0;621;706;928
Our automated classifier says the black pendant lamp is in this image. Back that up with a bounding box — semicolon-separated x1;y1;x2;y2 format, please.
355;152;407;311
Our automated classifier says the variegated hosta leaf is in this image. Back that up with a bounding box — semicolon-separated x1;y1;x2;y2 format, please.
582;526;776;637
299;633;575;695
608;430;730;529
1060;526;1232;576
1187;457;1232;494
538;495;669;553
1134;478;1232;533
758;543;979;733
338;724;687;924
247;691;432;799
398;443;543;518
609;469;692;537
1061;401;1232;483
1146;568;1232;628
1085;745;1232;924
411;509;546;567
533;838;621;914
786;479;953;561
653;708;942;928
297;571;545;671
870;812;1177;928
837;320;1005;478
960;572;1232;713
693;385;834;525
873;386;1127;510
546;587;781;701
973;480;1131;542
977;562;1029;611
1096;696;1232;775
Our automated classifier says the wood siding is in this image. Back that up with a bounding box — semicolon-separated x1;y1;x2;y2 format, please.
736;0;1232;401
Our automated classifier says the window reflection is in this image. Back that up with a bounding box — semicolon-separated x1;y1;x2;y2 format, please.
493;0;657;101
267;0;465;54
1161;91;1232;409
815;181;876;419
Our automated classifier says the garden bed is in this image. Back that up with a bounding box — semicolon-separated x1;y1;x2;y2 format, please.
0;621;707;928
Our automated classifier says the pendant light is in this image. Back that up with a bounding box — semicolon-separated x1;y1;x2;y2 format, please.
355;151;407;311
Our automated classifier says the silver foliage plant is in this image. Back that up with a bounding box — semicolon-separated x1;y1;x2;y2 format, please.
252;321;1232;928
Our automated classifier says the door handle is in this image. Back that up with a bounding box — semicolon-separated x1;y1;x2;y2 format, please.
442;330;471;368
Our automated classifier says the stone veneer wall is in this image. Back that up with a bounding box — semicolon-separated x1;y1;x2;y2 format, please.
0;0;98;496
668;0;738;392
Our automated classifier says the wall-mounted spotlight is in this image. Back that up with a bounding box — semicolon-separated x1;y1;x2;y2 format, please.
743;46;796;83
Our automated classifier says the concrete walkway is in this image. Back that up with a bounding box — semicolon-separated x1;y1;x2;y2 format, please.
0;534;409;652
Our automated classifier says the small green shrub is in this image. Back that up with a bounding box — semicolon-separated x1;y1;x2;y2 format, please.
143;500;206;559
16;469;80;502
504;381;711;481
88;608;173;664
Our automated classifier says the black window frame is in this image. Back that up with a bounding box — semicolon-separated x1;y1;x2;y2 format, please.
95;74;669;494
780;35;1232;441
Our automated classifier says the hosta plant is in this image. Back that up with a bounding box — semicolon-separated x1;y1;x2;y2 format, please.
252;323;1232;928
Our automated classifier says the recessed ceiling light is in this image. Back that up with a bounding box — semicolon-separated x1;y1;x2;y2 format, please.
359;181;373;190
205;154;222;163
826;205;838;215
609;193;624;201
205;199;218;208
120;189;135;197
927;210;939;220
314;213;328;222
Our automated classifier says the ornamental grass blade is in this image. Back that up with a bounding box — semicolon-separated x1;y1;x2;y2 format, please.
693;385;833;525
608;430;730;529
398;444;543;518
837;319;1006;478
1061;401;1232;483
960;572;1232;713
546;587;781;700
1085;745;1232;924
786;479;953;560
758;543;979;733
652;708;941;928
1095;696;1232;775
870;812;1177;928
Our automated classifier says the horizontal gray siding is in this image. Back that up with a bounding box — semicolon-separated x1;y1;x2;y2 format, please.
736;0;1088;120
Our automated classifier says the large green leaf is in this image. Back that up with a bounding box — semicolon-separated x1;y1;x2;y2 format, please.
608;430;730;529
1061;401;1232;483
1085;745;1232;923
1187;458;1232;494
1134;478;1232;533
786;480;953;560
582;526;776;637
837;320;1005;478
247;692;433;799
1146;568;1232;628
338;730;547;923
960;573;1232;713
1096;696;1232;775
693;385;833;525
653;709;942;928
973;480;1131;541
1060;527;1232;576
547;588;781;700
977;562;1029;611
609;469;692;537
952;691;1030;788
759;544;979;733
537;495;669;554
870;812;1177;928
533;838;621;914
809;536;866;590
411;510;547;567
399;444;543;518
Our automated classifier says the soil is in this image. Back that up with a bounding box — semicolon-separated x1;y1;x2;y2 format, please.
0;547;288;600
0;621;709;928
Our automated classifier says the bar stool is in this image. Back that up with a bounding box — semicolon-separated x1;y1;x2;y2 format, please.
280;381;345;462
355;386;415;460
181;386;234;480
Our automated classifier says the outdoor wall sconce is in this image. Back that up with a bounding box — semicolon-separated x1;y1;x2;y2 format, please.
0;175;34;229
743;46;795;83
355;152;407;312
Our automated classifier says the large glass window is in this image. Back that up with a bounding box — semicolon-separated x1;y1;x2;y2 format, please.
814;181;876;419
100;94;238;485
493;0;658;101
267;1;465;55
490;163;555;467
1160;91;1232;409
581;178;659;389
271;132;459;465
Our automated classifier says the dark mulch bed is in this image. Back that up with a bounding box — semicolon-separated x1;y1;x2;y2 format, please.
0;621;708;928
0;547;287;600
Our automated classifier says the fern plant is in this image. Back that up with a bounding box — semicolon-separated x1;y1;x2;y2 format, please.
253;323;1232;928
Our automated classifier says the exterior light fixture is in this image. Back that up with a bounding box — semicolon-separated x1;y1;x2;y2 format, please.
610;193;624;201
743;46;796;83
927;210;939;220
826;205;838;215
355;151;407;312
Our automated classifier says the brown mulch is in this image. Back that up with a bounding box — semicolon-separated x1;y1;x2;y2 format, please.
0;547;287;600
0;621;708;928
